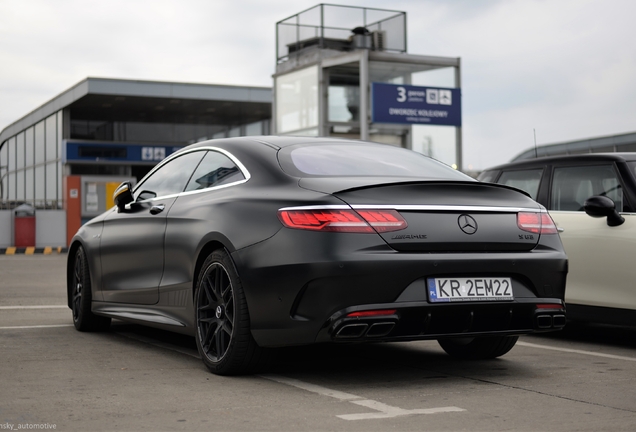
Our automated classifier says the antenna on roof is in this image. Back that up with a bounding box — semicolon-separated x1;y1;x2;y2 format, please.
533;129;538;158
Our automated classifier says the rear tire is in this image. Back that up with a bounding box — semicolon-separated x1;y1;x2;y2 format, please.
71;246;111;332
438;335;518;359
194;249;268;375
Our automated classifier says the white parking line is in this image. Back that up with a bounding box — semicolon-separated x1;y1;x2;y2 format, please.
259;375;362;401
114;334;466;420
0;324;73;330
342;400;464;421
260;374;465;420
0;305;67;309
518;341;636;362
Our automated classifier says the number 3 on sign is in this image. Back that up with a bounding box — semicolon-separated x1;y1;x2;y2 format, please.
397;86;406;102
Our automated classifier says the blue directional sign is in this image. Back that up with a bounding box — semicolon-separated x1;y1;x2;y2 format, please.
65;142;183;163
371;83;461;126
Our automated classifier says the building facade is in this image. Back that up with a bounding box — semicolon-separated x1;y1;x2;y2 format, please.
0;77;271;248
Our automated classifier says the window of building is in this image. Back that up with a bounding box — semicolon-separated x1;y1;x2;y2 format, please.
46;162;57;204
0;142;7;201
45;114;57;161
7;137;15;173
25;168;33;201
16;132;25;170
0;111;63;208
34;121;45;164
275;65;319;135
35;165;45;205
7;173;15;201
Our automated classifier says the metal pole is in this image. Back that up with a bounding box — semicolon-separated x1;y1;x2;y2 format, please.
360;50;369;141
272;78;278;134
319;66;330;137
455;57;462;171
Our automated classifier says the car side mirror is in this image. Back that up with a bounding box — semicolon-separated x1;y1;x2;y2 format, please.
113;182;134;212
584;195;625;227
136;190;157;202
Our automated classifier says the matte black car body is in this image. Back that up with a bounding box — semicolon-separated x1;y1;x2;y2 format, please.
479;153;636;326
68;136;568;374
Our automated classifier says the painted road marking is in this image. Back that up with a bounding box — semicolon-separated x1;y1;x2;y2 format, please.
260;375;362;401
260;374;465;420
342;400;464;421
0;247;66;255
0;305;67;309
518;341;636;362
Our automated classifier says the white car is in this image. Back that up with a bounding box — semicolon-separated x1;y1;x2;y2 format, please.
479;153;636;326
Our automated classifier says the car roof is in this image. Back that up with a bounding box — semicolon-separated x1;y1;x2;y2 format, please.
484;153;636;171
182;135;374;151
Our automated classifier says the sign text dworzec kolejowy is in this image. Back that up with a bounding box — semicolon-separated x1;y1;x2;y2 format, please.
371;83;461;126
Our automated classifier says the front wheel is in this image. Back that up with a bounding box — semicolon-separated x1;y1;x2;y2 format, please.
194;249;267;375
438;335;519;359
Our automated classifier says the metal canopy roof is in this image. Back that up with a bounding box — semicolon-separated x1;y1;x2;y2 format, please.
0;77;272;144
512;131;636;161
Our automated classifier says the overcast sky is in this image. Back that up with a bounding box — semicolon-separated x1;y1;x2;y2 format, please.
1;0;635;170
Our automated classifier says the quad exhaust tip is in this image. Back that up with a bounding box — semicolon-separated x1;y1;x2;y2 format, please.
335;323;368;338
536;314;566;329
335;321;396;339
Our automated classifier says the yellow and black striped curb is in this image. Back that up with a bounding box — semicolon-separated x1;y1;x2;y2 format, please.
1;247;67;255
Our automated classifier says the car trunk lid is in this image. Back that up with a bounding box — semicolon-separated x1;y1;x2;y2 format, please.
308;180;544;252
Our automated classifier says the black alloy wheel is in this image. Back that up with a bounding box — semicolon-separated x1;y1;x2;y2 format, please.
197;262;235;362
71;249;84;323
194;250;268;375
71;246;111;331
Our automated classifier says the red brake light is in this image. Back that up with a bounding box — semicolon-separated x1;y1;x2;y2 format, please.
517;212;558;235
536;303;563;310
354;210;407;233
347;309;397;317
278;208;407;233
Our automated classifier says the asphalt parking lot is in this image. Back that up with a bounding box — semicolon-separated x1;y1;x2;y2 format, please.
1;255;635;431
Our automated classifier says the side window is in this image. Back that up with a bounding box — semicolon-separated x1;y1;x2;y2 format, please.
184;151;245;192
135;151;206;200
551;165;624;211
477;170;498;183
497;169;543;200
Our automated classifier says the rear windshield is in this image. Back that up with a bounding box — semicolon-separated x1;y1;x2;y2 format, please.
279;143;472;180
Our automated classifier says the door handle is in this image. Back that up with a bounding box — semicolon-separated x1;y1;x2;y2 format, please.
557;226;564;233
150;204;165;215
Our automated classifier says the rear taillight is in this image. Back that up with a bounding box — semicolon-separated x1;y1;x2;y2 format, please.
517;212;558;235
347;309;397;317
278;208;407;233
536;303;564;310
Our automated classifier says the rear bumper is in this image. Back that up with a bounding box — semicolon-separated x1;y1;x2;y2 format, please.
232;229;568;347
318;300;566;343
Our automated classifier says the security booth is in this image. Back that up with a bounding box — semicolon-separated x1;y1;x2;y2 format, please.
273;4;463;169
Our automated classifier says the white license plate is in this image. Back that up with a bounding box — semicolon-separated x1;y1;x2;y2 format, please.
427;277;513;302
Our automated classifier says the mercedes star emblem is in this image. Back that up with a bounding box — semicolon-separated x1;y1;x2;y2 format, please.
458;214;478;235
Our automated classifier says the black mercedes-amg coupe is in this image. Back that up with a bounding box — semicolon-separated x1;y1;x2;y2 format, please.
67;136;568;375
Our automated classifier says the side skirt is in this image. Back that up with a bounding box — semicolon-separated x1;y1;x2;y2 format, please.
91;302;195;336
